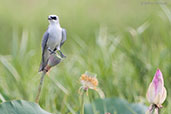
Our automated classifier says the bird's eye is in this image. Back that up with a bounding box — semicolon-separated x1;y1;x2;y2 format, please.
52;17;57;20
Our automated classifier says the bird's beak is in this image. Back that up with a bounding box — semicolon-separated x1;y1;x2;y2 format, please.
48;17;52;20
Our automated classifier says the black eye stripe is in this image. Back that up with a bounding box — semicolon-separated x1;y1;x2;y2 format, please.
51;17;57;20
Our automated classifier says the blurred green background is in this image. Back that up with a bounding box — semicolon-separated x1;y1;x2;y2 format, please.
0;0;170;113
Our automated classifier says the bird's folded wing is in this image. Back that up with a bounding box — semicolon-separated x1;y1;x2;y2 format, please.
60;28;67;47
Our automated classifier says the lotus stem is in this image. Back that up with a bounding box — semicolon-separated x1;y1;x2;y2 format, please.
80;88;87;114
35;71;46;103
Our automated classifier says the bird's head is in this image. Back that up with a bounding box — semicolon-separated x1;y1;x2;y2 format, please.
48;15;59;24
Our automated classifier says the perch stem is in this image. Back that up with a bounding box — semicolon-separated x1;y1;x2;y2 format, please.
35;71;46;103
80;89;86;114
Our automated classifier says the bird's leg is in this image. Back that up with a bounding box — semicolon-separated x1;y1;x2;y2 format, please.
48;47;56;54
56;46;66;58
59;50;66;58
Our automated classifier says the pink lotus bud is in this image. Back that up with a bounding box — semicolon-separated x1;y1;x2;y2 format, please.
45;54;61;71
146;69;167;107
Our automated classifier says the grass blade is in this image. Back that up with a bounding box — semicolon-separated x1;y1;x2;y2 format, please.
0;93;5;102
0;56;20;81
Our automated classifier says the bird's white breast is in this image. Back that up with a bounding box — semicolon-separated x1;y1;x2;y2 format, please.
47;24;62;50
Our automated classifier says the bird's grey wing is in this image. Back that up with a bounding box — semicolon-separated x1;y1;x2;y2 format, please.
42;31;49;53
60;28;67;47
39;31;49;72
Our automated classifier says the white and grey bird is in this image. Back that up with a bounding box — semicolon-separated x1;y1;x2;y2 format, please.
39;15;67;72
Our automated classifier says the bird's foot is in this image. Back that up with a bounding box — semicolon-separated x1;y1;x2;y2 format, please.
48;48;56;55
59;50;66;58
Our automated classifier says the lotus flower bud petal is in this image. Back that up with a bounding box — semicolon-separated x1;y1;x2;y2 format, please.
146;69;167;106
47;54;61;67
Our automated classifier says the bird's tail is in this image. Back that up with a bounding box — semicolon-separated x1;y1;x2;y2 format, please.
39;57;47;72
38;60;45;72
39;64;43;72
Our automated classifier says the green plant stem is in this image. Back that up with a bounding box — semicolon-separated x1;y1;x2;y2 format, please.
80;91;85;114
35;71;46;103
60;94;68;114
150;104;159;114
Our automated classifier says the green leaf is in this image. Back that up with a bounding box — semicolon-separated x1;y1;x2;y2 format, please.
130;103;148;114
84;98;147;114
0;100;51;114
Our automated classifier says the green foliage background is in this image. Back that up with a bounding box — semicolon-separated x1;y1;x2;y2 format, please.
0;0;170;113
